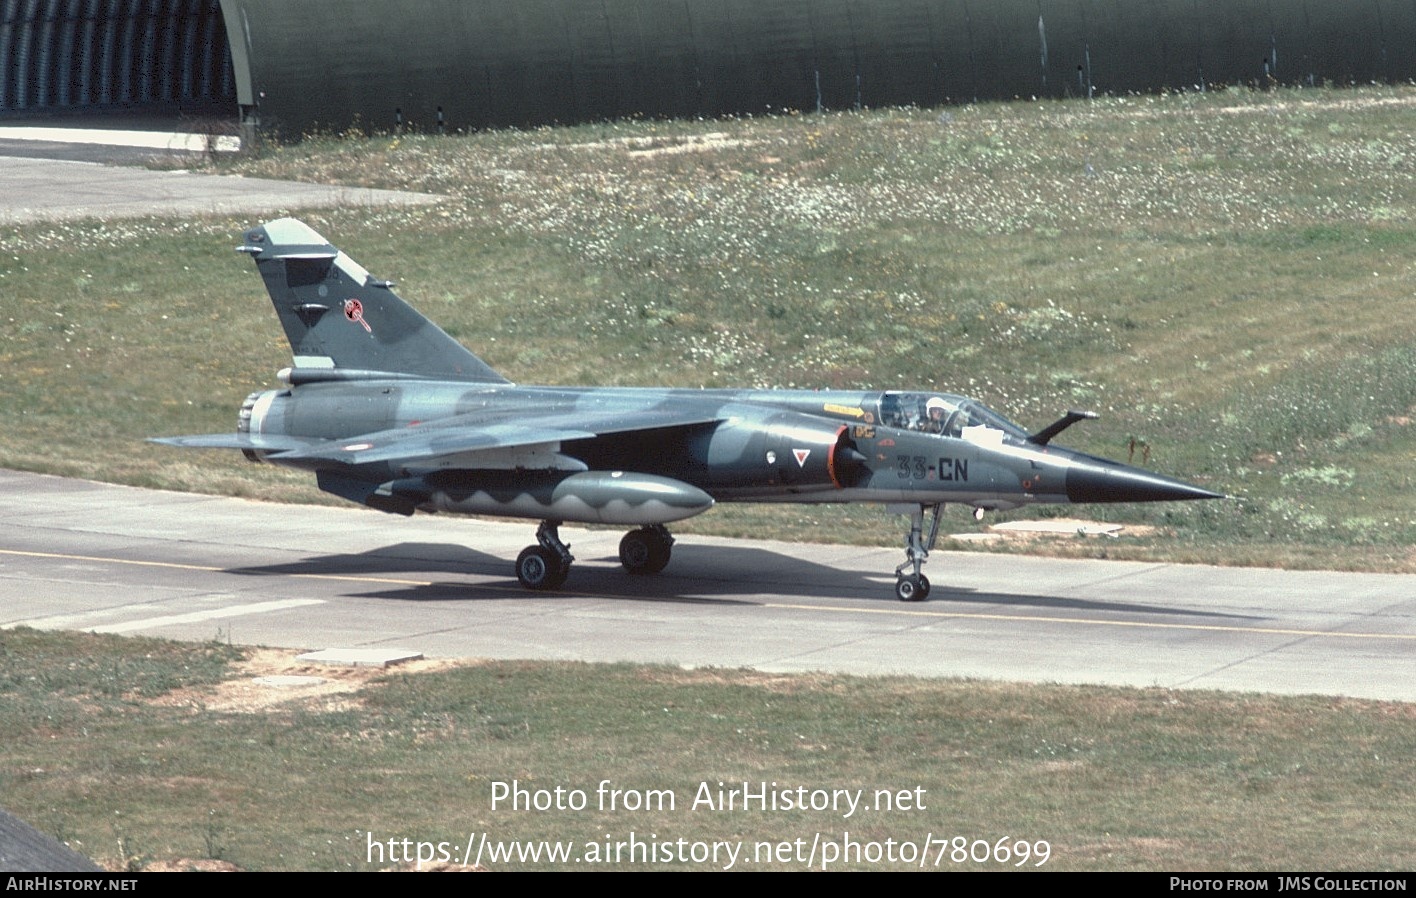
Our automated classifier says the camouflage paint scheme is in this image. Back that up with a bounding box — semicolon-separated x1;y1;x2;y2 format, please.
155;219;1222;600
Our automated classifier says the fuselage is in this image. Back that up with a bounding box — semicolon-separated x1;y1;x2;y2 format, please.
239;373;1211;518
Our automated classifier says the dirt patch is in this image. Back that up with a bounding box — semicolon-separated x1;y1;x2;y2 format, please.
625;133;757;158
541;131;759;158
149;648;471;714
635;666;846;694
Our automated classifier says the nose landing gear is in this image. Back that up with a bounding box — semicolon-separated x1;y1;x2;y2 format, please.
893;503;943;601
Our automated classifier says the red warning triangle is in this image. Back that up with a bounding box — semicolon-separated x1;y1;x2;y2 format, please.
793;448;811;468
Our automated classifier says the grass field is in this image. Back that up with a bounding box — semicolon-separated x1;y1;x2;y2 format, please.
2;629;1413;871
2;86;1412;570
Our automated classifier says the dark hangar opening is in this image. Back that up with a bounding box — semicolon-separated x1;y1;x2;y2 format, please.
0;0;236;122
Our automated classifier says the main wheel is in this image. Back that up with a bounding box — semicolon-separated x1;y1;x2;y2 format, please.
895;575;929;602
517;546;568;590
619;529;671;575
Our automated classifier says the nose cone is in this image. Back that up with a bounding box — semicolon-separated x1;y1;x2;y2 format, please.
1065;453;1225;504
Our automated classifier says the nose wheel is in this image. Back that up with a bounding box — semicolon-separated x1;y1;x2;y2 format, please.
895;573;931;602
516;520;573;590
893;503;942;601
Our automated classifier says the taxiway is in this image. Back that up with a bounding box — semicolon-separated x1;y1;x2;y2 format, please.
2;470;1412;701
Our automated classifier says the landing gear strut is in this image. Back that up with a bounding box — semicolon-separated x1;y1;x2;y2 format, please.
619;525;674;574
516;520;573;590
894;503;943;601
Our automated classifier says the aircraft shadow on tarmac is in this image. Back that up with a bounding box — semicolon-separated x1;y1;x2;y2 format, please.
227;540;1260;620
229;541;859;605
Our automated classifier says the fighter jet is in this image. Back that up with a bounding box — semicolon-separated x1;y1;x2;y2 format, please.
154;218;1223;601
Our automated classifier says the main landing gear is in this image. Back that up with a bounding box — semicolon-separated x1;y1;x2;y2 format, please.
894;503;943;602
515;521;676;590
516;520;573;590
618;525;674;575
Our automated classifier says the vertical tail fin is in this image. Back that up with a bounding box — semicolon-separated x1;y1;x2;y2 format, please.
239;218;508;383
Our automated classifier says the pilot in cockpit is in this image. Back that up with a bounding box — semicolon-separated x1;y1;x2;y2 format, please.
883;393;962;435
924;396;948;433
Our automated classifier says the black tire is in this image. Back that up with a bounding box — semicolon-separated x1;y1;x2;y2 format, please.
620;529;671;575
517;546;567;590
895;575;927;602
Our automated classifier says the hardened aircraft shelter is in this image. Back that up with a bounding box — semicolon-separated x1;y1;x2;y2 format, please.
3;0;1414;142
